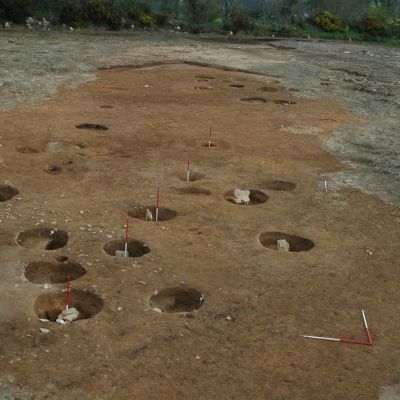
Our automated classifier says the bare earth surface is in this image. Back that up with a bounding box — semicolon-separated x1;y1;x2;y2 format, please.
0;31;399;400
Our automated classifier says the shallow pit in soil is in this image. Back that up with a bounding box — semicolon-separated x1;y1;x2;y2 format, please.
149;286;204;313
259;232;314;252
239;97;267;104
75;123;108;131
274;99;296;106
25;261;86;284
0;185;19;202
201;142;217;148
45;165;62;175
257;87;278;92
195;75;214;80
16;145;39;154
176;187;211;196
17;228;68;250
128;206;177;222
103;238;150;258
194;86;213;91
261;180;296;191
224;189;268;205
229;84;244;88
34;289;103;321
177;172;205;182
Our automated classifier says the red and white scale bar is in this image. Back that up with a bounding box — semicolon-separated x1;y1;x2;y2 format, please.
303;310;373;346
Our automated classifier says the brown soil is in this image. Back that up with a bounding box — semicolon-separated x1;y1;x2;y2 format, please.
16;228;68;251
259;231;315;252
224;189;269;205
260;179;297;191
24;261;86;284
0;61;399;400
0;184;19;202
103;238;150;258
128;205;177;222
34;289;103;321
149;286;204;313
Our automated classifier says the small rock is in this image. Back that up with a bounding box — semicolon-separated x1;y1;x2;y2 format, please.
232;189;250;205
58;307;79;322
277;239;290;251
39;328;50;334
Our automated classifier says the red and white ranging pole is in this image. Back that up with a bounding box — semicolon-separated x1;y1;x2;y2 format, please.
303;310;373;346
66;273;71;310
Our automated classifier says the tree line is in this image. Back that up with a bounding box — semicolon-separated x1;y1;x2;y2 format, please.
0;0;399;41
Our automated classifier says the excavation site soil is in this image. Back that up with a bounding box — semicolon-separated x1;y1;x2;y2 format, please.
0;32;400;400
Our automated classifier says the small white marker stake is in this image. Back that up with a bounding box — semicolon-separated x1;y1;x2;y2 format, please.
303;335;340;342
208;126;212;148
186;154;191;182
124;218;129;258
324;180;328;193
155;187;160;222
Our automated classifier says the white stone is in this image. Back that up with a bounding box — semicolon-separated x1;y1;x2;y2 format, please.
277;239;290;251
58;307;79;322
39;328;50;334
232;189;251;205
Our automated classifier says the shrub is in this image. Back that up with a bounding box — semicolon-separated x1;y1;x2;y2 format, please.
106;10;123;30
83;0;123;30
128;2;151;21
138;14;154;27
84;0;108;22
128;5;143;21
314;11;340;32
154;13;168;27
224;9;253;34
59;0;81;26
185;0;218;26
0;0;31;23
358;15;387;35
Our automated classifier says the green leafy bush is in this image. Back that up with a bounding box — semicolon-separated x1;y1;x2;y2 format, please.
314;11;340;32
224;9;253;34
84;0;108;22
358;15;387;35
83;0;122;30
59;0;81;26
138;14;154;27
128;2;151;21
106;10;123;30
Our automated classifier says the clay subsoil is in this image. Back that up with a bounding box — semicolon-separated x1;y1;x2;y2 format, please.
0;35;400;400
